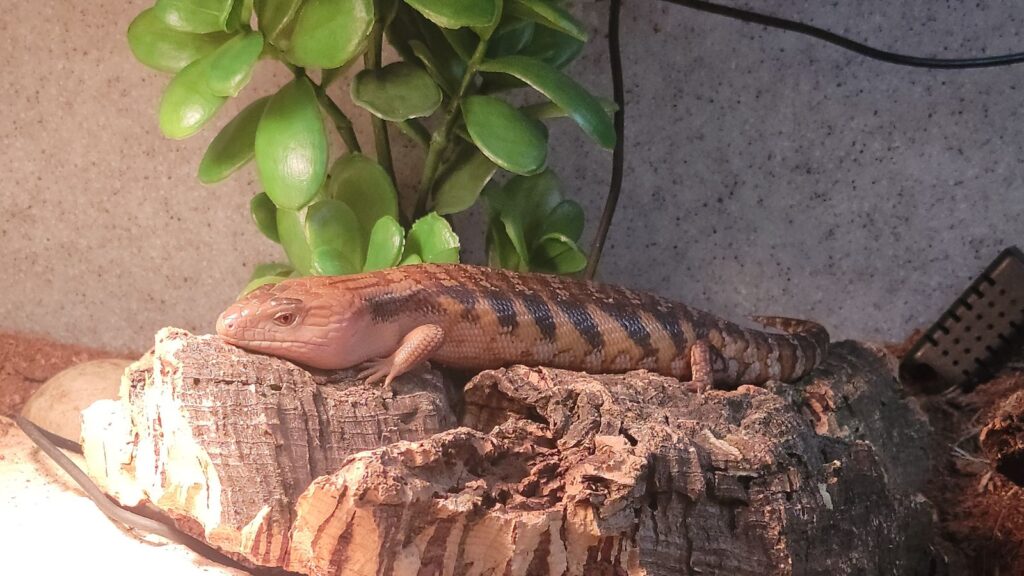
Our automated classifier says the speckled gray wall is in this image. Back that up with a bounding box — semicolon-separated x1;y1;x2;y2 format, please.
2;0;1023;351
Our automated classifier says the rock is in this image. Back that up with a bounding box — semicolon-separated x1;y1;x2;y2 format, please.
21;358;133;442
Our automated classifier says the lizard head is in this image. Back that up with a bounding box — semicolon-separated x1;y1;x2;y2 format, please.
215;277;374;370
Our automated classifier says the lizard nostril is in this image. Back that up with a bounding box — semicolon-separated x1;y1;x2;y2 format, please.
217;312;239;335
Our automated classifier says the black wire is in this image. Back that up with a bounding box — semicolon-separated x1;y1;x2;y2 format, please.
663;0;1024;69
15;415;264;574
586;0;1024;279
585;0;625;280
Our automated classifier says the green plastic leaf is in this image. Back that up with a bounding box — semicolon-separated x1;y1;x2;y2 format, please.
250;261;293;280
388;6;467;92
363;216;405;271
541;199;583;241
521;97;617;120
477;56;615;149
250;192;280;242
487;18;534;57
404;0;496;28
502;170;563;237
478;72;525;93
486;220;522;270
239;274;289;297
254;0;302;46
433;247;461;262
287;0;373;68
305;199;365;268
154;0;236;33
469;0;503;40
199;96;269;183
462;95;547;176
399;253;423;266
384;4;423;59
434;149;497;215
417;12;475;88
502;211;533;268
440;27;476;60
255;78;328;210
351;62;442;121
206;31;264;97
311;246;360;275
325;154;399;239
407;40;457;95
159;56;227;139
276;208;312;274
507;0;587;42
127;8;232;73
519;25;583;69
484;170;584;273
532;232;586;273
484;169;564;265
404;213;460;263
233;0;254;28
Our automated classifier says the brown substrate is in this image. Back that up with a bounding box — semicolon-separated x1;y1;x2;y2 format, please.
917;371;1024;574
0;331;135;417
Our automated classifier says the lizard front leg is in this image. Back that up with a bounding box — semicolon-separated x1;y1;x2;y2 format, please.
357;324;445;386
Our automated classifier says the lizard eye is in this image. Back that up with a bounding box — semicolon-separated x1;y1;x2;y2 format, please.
273;312;296;326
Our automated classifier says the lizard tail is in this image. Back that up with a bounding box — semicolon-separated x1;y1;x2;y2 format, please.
748;315;831;382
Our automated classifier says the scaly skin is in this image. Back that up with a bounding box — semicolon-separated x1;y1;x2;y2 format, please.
216;263;829;389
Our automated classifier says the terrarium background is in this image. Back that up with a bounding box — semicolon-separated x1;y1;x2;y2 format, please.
2;0;1023;350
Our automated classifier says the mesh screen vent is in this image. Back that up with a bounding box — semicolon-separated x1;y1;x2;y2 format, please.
901;246;1024;391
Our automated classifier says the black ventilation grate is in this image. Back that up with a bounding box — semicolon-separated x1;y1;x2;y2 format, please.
901;246;1024;391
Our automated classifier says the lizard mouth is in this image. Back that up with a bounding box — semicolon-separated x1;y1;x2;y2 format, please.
218;334;328;355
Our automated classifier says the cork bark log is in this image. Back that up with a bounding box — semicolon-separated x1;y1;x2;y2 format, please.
81;328;945;575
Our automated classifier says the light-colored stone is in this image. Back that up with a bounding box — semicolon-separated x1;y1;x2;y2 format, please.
21;358;133;442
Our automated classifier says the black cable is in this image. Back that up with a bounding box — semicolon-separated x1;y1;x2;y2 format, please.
662;0;1024;69
586;0;1024;279
15;415;259;574
31;419;87;453
585;0;625;280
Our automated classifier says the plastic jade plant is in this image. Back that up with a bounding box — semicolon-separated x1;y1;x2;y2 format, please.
127;0;615;292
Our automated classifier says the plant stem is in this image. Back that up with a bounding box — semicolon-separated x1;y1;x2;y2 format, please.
365;21;395;183
286;63;362;153
397;120;430;147
313;81;362;154
585;0;624;281
414;37;489;219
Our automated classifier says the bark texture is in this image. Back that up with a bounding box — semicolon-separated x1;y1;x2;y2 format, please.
980;389;1024;485
82;328;944;575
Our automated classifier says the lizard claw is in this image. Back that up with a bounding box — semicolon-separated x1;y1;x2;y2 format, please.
355;324;446;388
681;379;711;395
356;357;393;386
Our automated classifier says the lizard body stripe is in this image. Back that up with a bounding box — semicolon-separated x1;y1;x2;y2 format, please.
442;285;480;321
483;291;518;331
520;292;557;341
646;298;688;353
553;299;604;351
365;291;404;323
593;299;656;358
